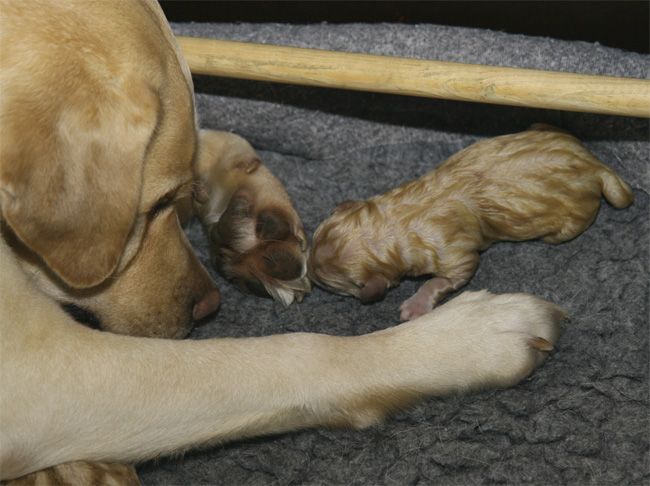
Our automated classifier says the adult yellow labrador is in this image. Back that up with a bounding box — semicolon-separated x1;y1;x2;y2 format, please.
0;0;566;483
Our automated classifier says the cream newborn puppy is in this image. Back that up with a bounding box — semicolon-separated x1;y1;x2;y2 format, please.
309;124;633;320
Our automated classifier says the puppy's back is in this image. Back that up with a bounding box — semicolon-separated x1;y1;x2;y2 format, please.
377;124;633;246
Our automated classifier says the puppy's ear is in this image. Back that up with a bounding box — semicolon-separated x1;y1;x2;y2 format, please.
359;274;388;304
1;80;159;288
331;200;362;215
234;155;261;174
216;243;311;307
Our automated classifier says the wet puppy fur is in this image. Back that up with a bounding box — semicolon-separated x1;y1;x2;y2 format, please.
178;129;311;307
309;124;633;320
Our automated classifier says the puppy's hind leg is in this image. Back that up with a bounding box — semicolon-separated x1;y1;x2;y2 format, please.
599;167;633;209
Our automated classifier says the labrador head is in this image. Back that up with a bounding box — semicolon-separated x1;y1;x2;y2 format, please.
0;0;220;338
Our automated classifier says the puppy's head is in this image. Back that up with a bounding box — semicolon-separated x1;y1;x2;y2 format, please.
194;130;311;307
308;200;402;303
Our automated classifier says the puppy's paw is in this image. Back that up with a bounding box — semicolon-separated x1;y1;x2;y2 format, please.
399;277;467;321
398;293;433;321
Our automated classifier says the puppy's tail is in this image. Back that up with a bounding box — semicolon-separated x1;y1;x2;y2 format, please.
600;167;634;209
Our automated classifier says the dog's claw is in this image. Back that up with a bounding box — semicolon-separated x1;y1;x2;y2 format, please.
531;336;554;352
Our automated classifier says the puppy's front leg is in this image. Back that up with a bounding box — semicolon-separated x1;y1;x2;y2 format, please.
399;277;467;321
399;243;480;321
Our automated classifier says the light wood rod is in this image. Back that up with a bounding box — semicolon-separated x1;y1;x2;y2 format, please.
177;36;650;118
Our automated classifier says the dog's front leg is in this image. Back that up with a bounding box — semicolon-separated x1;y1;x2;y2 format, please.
2;266;564;481
4;462;139;486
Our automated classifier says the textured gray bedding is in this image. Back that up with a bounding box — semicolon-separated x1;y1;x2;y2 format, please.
138;22;649;485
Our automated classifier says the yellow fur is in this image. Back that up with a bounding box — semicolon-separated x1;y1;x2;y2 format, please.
1;3;568;484
310;124;632;319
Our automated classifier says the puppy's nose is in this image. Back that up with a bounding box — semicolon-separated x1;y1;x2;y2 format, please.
193;287;221;321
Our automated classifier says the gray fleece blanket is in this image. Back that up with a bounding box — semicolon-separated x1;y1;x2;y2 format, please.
138;22;649;485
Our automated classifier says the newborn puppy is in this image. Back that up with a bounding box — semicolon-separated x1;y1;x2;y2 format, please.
179;129;311;307
309;124;633;320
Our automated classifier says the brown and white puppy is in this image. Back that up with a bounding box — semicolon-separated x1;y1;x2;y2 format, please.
178;130;311;307
309;124;633;320
1;2;567;484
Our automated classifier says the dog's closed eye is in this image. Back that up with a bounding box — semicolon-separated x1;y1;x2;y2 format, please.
149;193;177;218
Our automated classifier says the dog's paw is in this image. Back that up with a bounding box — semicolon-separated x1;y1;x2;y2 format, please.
400;290;568;394
441;290;567;390
5;462;139;486
337;291;567;429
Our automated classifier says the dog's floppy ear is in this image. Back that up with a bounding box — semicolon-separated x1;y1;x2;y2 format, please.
0;80;159;288
359;274;388;304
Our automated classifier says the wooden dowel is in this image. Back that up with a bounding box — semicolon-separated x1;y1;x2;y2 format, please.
177;36;650;118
